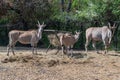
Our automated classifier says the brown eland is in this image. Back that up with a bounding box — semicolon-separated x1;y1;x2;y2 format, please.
60;31;81;57
7;21;46;56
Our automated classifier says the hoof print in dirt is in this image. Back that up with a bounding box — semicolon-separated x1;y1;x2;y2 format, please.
1;58;9;63
47;60;59;67
21;58;28;63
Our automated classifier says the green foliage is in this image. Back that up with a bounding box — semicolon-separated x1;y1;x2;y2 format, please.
0;0;120;50
6;0;52;28
51;0;120;23
0;17;9;24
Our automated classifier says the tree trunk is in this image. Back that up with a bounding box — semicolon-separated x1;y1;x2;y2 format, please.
61;0;64;12
67;0;72;13
0;0;7;17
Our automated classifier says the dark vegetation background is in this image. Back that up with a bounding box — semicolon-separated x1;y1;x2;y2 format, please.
0;0;120;50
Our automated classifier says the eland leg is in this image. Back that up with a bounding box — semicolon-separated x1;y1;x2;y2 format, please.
92;42;99;53
32;46;35;54
55;47;60;54
103;39;108;54
104;46;107;54
7;42;16;56
61;45;65;57
69;46;73;57
85;40;89;53
34;44;37;55
7;45;15;56
31;42;37;55
7;44;11;56
104;45;108;54
11;46;15;55
85;36;91;53
35;47;37;55
46;44;51;53
31;43;35;54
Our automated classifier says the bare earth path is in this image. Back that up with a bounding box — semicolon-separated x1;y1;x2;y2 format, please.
0;47;120;80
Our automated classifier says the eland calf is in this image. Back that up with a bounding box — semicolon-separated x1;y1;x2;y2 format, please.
60;31;81;57
46;33;63;54
46;32;72;54
85;23;116;54
7;21;46;56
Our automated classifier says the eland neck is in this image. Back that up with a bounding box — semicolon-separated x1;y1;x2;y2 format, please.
74;33;80;42
37;28;43;40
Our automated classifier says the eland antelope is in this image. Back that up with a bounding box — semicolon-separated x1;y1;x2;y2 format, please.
7;21;46;56
60;31;81;57
46;33;64;54
85;23;116;54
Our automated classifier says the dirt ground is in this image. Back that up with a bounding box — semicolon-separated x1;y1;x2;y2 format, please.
0;47;120;80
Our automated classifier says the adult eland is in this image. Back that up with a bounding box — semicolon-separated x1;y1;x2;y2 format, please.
85;23;116;54
7;21;46;56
